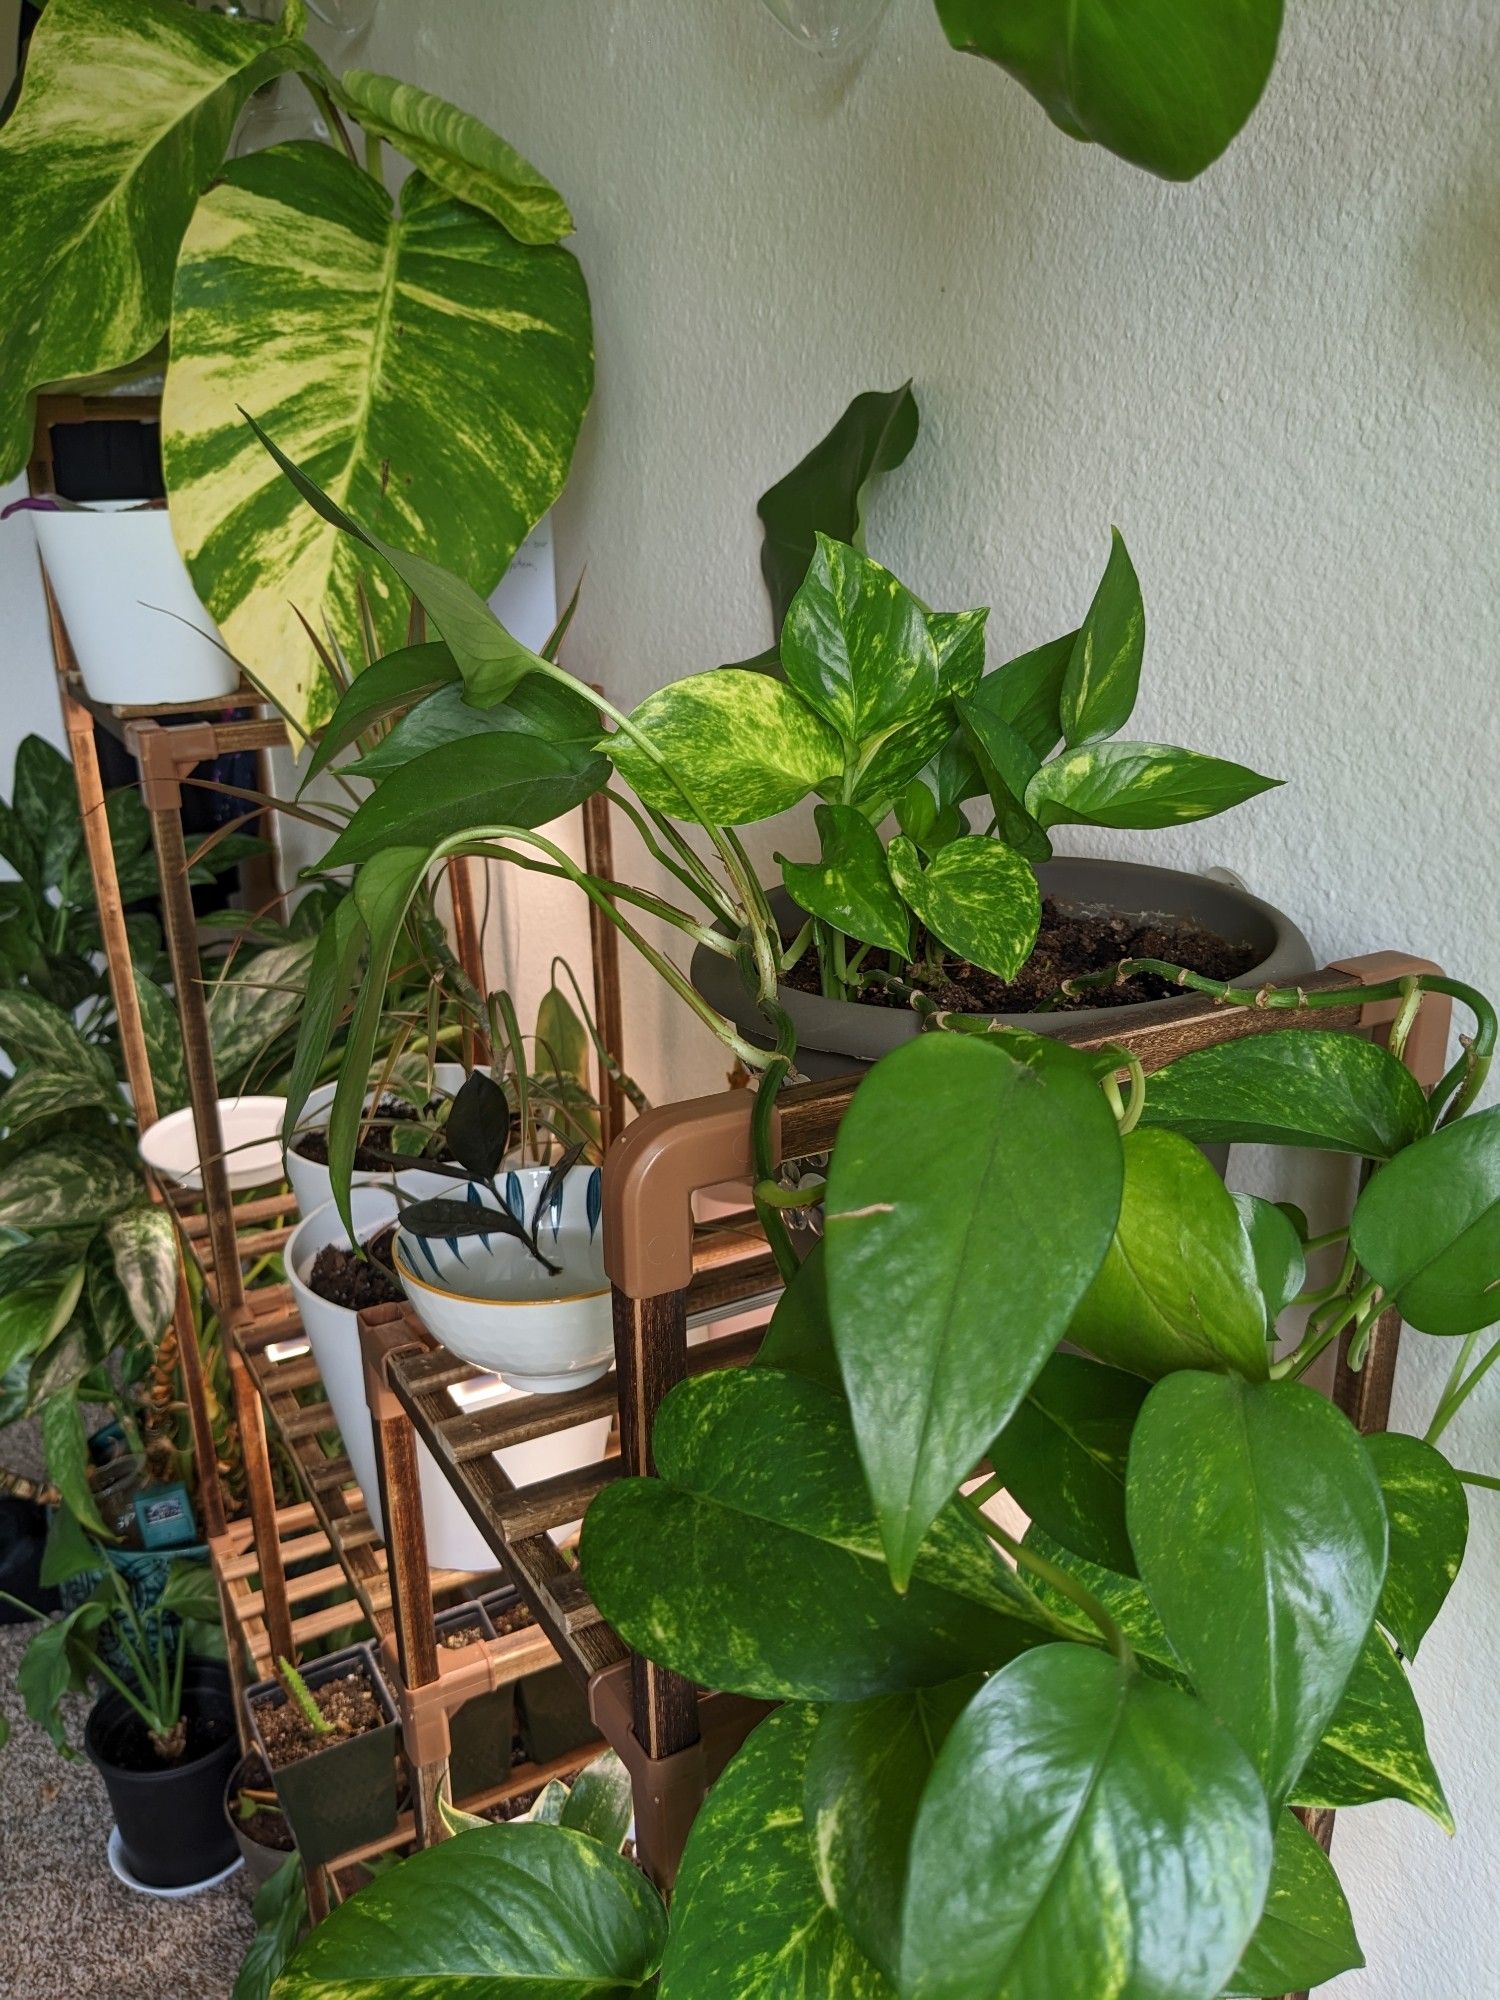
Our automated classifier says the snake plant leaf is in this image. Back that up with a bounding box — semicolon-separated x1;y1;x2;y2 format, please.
579;1368;1074;1702
886;833;1041;981
1128;1373;1388;1807
1231;1193;1306;1331
1222;1812;1363;1999
302;641;459;786
103;1207;177;1343
1290;1624;1452;1831
779;803;910;957
902;1646;1272;2000
273;1823;666;1998
1070;1129;1270;1382
0;0;313;484
350;673;602;779
933;0;1285;183
781;535;941;747
1363;1432;1469;1660
753;1239;843;1393
1142;1030;1432;1161
804;1679;980;1985
1060;528;1145;746
756;383;920;636
164;142;592;731
661;1706;893;2000
991;1352;1148;1574
953;694;1051;861
338;69;572;244
1350;1104;1500;1334
968;630;1077;763
609;670;841;824
1027;740;1281;830
825;1031;1122;1587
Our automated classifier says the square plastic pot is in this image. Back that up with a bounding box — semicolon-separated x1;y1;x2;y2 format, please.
435;1601;516;1799
515;1661;599;1766
246;1643;400;1869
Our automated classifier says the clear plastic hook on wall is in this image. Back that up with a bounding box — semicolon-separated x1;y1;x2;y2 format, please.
757;0;892;57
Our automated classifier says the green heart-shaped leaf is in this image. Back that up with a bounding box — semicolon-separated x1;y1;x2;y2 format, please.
1350;1104;1500;1333
967;630;1076;763
1222;1812;1363;1999
886;834;1040;981
1290;1624;1452;1831
350;674;601;779
954;696;1052;861
780;803;909;956
991;1352;1148;1574
610;669;841;824
781;535;940;747
1363;1432;1468;1659
1231;1193;1307;1330
1060;528;1145;746
825;1031;1122;1587
1027;741;1280;830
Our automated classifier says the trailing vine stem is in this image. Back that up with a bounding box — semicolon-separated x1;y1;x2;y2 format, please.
750;1003;803;1288
961;1492;1134;1670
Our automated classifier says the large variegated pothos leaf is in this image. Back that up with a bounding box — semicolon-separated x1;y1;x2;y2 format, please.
162;141;592;731
0;0;312;483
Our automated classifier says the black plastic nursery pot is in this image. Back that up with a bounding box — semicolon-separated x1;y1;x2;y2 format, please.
224;1751;297;1898
246;1643;400;1869
516;1661;600;1766
691;858;1313;1082
435;1601;517;1798
84;1659;240;1890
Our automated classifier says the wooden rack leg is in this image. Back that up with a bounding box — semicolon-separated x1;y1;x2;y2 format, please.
581;790;627;1149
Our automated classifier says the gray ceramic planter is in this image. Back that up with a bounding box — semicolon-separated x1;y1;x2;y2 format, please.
691;857;1312;1082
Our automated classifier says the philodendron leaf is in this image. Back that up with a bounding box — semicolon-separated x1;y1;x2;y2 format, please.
1231;1193;1306;1331
660;1706;894;2000
991;1352;1148;1575
1142;1029;1432;1161
779;803;910;957
1350;1104;1500;1335
756;383;920;637
824;1031;1122;1587
302;641;460;786
339;69;573;244
968;630;1076;763
1128;1373;1388;1807
1027;741;1280;830
953;696;1051;862
849;605;989;811
1221;1812;1363;1999
579;1368;1073;1702
902;1647;1272;2000
1363;1432;1468;1659
1290;1624;1452;1832
780;535;941;747
1069;1129;1270;1382
753;1239;843;1393
886;834;1041;982
165;145;592;731
933;0;1285;183
609;670;841;824
804;1678;980;1984
0;0;312;484
1060;528;1145;747
104;1206;177;1342
272;1823;666;1998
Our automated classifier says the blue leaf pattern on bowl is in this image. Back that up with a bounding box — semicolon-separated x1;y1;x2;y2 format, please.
546;1176;566;1242
586;1167;602;1241
505;1171;524;1221
466;1180;491;1251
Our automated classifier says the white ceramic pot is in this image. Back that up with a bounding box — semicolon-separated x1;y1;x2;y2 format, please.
395;1166;611;1395
283;1064;468;1220
33;508;240;706
288;1189;607;1567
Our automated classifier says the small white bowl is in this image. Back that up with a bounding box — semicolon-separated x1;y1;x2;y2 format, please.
395;1166;611;1394
139;1096;288;1192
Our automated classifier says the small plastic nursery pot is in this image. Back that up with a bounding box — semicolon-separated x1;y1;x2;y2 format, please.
84;1659;240;1891
691;858;1314;1081
393;1165;611;1393
515;1659;600;1766
282;1064;467;1220
433;1601;516;1798
224;1751;296;1899
245;1644;400;1870
32;507;240;706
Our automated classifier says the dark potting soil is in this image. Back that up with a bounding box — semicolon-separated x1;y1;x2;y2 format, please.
103;1703;234;1774
785;899;1259;1014
308;1225;404;1312
233;1753;295;1850
438;1619;484;1651
254;1668;385;1770
292;1097;424;1171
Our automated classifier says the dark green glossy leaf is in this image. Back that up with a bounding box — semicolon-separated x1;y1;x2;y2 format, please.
953;695;1051;861
753;1239;842;1393
781;535;940;747
1222;1812;1362;1998
804;1679;979;1984
349;673;601;779
934;0;1284;182
756;383;920;635
273;1823;666;1997
893;778;964;859
824;1031;1122;1587
610;669;840;824
324;729;608;868
902;1647;1272;2000
992;1352;1147;1573
1060;529;1145;746
17;1594;109;1752
302;640;460;785
579;1368;1072;1702
849;605;986;810
442;1070;512;1181
1142;1030;1431;1160
1027;741;1279;830
661;1705;893;1999
968;630;1077;762
886;834;1040;982
1363;1432;1468;1659
0;1275;83;1378
1231;1193;1306;1329
1129;1373;1387;1806
1350;1105;1500;1334
232;1852;307;2000
1290;1625;1452;1831
1070;1129;1269;1381
779;803;909;956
